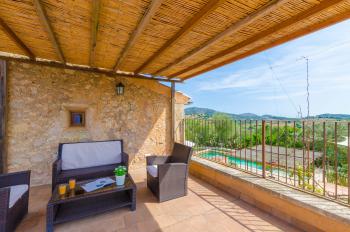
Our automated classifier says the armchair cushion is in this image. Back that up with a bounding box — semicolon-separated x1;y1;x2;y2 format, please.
9;184;28;208
147;165;158;178
61;141;122;170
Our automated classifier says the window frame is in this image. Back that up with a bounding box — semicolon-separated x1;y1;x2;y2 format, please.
69;111;86;127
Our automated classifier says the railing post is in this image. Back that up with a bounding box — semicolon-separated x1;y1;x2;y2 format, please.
262;120;266;178
182;119;185;145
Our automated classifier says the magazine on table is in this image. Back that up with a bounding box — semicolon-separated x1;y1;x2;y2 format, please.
81;177;114;192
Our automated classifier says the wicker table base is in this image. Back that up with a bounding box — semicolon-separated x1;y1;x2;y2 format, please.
46;174;136;232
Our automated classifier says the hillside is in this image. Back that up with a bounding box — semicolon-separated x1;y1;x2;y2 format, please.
185;107;290;120
185;107;350;120
316;114;350;120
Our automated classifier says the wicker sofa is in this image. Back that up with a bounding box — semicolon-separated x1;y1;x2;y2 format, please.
0;171;30;232
52;140;128;191
146;143;193;202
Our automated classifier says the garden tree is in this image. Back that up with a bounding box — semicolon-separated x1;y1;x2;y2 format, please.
185;117;349;187
212;113;233;145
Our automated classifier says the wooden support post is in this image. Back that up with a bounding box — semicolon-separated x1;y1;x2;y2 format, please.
181;118;185;144
0;60;7;174
171;81;175;145
262;120;266;178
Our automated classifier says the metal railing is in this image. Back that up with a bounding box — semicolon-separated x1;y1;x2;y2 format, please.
176;118;350;205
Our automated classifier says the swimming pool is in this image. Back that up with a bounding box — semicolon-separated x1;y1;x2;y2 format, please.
199;151;263;170
198;151;287;177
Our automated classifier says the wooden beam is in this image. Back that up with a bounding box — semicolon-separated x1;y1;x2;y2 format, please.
181;8;350;80
0;55;182;83
34;0;65;63
134;0;223;73
90;0;101;67
0;18;35;59
113;0;164;71
154;0;287;75
171;0;346;79
0;60;7;173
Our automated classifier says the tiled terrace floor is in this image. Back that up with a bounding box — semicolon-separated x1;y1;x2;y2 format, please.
17;166;300;232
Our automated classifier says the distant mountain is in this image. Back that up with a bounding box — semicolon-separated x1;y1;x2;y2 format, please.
185;107;350;120
185;107;259;119
316;114;350;120
261;114;291;120
184;107;217;117
185;107;289;120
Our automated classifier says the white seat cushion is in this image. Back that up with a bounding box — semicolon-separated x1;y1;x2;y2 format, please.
9;184;28;208
147;165;158;177
61;141;122;170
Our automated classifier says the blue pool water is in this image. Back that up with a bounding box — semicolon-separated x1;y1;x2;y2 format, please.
199;151;288;177
199;151;263;170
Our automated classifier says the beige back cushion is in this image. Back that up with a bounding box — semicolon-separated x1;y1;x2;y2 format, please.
61;141;122;170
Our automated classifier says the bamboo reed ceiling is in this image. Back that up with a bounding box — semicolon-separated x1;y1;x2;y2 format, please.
0;0;349;80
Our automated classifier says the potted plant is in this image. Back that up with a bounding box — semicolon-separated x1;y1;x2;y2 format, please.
114;166;127;186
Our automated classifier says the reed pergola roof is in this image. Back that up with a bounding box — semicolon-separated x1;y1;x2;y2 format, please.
0;0;349;81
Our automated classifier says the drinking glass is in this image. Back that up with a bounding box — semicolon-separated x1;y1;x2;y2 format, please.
58;184;67;195
69;179;76;190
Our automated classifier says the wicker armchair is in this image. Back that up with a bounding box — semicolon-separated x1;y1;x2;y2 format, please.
0;171;30;232
52;140;129;191
146;143;193;202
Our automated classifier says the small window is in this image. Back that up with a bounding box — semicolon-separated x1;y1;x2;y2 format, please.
70;111;85;127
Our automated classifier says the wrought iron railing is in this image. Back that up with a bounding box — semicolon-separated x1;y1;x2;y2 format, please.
176;118;350;205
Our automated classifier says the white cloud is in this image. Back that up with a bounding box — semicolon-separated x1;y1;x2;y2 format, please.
258;91;306;100
179;19;350;116
199;35;350;96
198;70;271;91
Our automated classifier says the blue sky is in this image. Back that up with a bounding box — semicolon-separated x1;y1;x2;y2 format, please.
175;19;350;117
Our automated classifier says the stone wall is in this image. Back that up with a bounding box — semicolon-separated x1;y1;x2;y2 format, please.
5;60;188;185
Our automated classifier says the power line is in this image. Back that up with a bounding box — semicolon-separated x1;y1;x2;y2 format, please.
263;53;299;115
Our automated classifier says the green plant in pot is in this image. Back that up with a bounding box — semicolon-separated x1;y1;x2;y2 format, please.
114;166;127;186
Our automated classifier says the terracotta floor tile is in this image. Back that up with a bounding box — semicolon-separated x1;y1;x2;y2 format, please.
16;165;300;232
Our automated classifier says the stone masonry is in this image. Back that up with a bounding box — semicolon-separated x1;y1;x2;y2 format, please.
5;61;188;185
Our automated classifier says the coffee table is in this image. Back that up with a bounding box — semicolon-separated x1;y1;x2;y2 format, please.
46;174;136;232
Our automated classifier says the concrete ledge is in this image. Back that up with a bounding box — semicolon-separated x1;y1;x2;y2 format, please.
190;157;350;232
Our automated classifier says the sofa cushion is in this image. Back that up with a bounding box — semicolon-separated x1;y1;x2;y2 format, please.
147;165;158;178
58;163;118;183
9;184;28;208
61;141;122;170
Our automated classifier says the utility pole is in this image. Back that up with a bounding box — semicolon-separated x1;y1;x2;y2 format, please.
302;56;310;119
301;56;311;183
298;105;303;119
